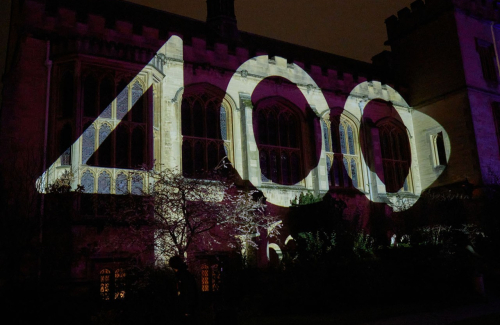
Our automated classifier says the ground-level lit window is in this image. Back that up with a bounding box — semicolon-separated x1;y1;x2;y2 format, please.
99;268;126;301
200;262;221;293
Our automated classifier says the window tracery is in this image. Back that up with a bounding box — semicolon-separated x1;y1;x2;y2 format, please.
81;170;95;193
378;122;411;192
181;91;230;178
257;103;303;185
97;172;111;194
322;114;361;189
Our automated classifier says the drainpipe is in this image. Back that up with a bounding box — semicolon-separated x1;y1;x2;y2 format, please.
39;40;51;288
491;22;500;77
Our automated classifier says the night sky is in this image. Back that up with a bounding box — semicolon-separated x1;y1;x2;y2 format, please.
0;0;412;86
127;0;411;62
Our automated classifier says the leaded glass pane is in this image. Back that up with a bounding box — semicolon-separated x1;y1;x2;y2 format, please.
81;170;94;193
260;151;269;182
281;152;290;185
268;112;278;146
100;269;111;301
220;106;227;141
208;142;218;171
98;172;111;194
321;120;330;152
326;156;332;187
181;99;192;136
194;142;204;174
100;78;113;118
116;173;128;194
131;81;143;107
343;157;350;187
193;100;204;138
206;102;218;139
291;153;301;185
82;124;95;164
116;84;129;120
99;124;111;146
131;174;143;195
351;159;358;188
258;110;267;144
271;151;279;183
340;124;347;154
279;114;289;147
182;141;193;177
347;125;355;155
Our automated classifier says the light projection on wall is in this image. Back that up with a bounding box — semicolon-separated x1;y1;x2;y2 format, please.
38;37;450;212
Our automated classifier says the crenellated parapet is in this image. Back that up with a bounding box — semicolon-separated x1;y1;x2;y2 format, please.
386;0;500;44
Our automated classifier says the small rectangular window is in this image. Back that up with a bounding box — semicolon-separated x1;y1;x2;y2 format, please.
431;132;447;167
476;39;498;84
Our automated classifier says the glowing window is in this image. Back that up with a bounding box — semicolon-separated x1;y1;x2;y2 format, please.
200;262;220;293
100;269;111;301
114;268;126;300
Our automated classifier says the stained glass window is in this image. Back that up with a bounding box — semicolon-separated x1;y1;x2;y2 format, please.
81;170;94;193
98;172;111;194
116;173;128;195
82;124;95;164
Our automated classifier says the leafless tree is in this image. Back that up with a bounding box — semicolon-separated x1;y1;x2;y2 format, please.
104;167;281;265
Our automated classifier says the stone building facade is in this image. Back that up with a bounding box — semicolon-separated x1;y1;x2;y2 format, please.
2;0;500;296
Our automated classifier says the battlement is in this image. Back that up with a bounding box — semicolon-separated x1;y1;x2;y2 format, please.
385;0;500;43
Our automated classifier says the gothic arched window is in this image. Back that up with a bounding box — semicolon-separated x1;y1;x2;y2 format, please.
181;90;230;178
81;170;95;193
97;172;111;194
256;102;303;185
378;122;411;192
323;114;361;189
131;174;143;195
116;173;128;195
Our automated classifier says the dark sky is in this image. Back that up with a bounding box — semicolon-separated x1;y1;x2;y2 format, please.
127;0;412;63
0;0;413;83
